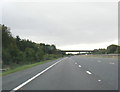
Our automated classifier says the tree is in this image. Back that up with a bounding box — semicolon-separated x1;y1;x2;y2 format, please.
50;45;57;54
114;45;120;54
2;25;13;48
16;36;21;49
107;44;118;54
1;24;64;68
24;48;35;63
2;48;11;65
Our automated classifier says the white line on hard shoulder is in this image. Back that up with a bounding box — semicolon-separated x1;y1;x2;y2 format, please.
86;71;92;75
10;57;68;92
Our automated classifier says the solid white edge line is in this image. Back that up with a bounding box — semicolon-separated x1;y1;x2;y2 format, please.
10;57;68;92
86;71;92;75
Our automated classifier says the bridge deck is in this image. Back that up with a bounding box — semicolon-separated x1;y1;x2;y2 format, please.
61;50;94;52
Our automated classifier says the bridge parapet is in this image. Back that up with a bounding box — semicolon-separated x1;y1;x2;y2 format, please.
61;50;94;52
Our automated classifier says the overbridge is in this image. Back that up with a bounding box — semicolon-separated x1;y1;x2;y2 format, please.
61;50;94;53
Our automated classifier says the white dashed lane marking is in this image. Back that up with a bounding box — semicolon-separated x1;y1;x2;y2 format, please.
86;71;92;75
79;65;82;67
98;80;101;82
109;62;115;64
75;62;102;83
97;60;101;62
74;61;102;83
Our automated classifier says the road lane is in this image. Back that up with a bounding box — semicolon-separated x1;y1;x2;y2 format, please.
2;58;63;90
71;56;118;89
19;56;117;90
3;55;118;91
11;57;68;91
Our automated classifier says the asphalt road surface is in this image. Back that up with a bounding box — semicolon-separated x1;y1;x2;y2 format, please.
2;55;118;91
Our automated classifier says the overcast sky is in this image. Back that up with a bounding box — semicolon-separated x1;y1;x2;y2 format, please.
1;0;118;50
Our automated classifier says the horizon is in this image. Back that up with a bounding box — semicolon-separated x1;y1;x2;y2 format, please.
1;24;118;51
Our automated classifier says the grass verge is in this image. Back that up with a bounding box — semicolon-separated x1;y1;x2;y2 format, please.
1;58;60;76
82;54;120;58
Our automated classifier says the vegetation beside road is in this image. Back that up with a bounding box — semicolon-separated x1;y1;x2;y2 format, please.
1;24;65;74
83;54;120;58
92;44;120;54
1;24;120;75
81;44;120;58
1;58;61;76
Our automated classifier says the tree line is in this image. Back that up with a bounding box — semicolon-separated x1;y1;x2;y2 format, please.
1;24;65;68
93;44;120;54
1;24;120;68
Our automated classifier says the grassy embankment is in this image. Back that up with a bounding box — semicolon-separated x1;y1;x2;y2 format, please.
1;57;61;76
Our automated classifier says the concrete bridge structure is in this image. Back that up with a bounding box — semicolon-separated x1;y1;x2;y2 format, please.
61;50;94;53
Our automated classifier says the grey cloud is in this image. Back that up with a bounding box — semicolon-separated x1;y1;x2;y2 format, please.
2;2;118;47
